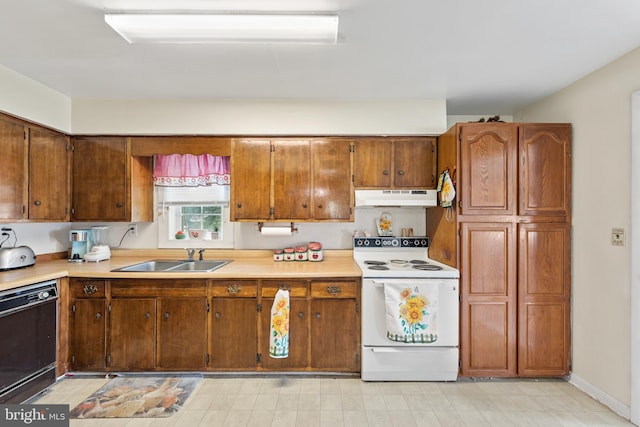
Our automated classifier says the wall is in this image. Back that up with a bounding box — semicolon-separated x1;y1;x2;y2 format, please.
516;47;640;417
0;65;71;132
71;99;447;136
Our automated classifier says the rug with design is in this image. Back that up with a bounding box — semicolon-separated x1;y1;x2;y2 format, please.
70;376;201;419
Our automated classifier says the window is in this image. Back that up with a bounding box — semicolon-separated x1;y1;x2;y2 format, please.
156;185;234;248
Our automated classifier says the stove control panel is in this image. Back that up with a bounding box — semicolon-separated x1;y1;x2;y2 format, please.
353;237;429;248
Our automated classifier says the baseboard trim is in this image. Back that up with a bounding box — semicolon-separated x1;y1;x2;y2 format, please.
569;373;630;420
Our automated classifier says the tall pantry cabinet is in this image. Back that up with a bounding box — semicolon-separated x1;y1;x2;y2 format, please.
427;122;571;377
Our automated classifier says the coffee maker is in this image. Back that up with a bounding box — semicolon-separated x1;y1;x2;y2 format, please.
84;226;111;262
69;229;91;262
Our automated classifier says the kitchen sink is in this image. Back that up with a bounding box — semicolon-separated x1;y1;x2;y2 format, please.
111;259;231;273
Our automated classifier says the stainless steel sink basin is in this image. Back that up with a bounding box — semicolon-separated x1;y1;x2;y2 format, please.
111;259;231;273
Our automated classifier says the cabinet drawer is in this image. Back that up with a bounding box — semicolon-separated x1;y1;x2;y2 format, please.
261;280;308;298
210;280;257;297
311;281;357;298
70;280;106;298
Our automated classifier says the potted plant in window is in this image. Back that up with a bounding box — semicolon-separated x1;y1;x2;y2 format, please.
211;226;219;240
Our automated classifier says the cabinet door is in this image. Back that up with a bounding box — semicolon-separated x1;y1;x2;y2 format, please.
0;116;27;220
210;298;258;369
519;124;572;217
459;222;517;376
311;139;353;220
231;139;271;220
310;282;359;371
459;123;517;215
353;139;392;188
260;280;309;369
273;140;311;220
518;222;571;376
393;138;437;188
109;298;156;370
72;136;128;221
71;299;106;370
157;298;207;370
29;127;70;221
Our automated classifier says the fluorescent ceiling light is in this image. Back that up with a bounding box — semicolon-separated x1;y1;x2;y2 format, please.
104;13;339;44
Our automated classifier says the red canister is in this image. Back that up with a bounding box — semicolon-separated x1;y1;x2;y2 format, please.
307;242;323;262
283;247;295;262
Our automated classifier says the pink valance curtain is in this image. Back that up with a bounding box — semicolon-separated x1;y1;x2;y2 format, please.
153;154;230;187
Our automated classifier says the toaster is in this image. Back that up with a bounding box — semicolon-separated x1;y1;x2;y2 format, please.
0;246;36;271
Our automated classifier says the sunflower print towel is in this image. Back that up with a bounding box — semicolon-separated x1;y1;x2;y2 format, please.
269;289;290;358
384;282;438;343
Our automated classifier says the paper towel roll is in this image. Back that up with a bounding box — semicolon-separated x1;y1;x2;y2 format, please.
260;226;292;236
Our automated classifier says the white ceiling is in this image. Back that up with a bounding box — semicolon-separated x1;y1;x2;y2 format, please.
2;0;640;114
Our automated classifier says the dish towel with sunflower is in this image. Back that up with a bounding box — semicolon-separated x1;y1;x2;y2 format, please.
383;282;439;343
269;289;290;358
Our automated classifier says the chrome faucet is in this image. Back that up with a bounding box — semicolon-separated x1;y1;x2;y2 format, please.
198;249;206;261
186;249;196;261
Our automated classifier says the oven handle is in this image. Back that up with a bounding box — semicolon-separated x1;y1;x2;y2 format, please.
366;347;451;353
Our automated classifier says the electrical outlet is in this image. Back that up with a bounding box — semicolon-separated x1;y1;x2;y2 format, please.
612;228;625;246
129;224;138;237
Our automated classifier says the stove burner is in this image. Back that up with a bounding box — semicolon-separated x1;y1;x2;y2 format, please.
364;260;387;266
409;260;428;265
390;259;408;265
368;265;390;270
412;264;443;271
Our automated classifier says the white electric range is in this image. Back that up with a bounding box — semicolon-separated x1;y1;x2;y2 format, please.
354;237;460;381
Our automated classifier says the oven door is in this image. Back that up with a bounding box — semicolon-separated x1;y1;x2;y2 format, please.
362;278;459;347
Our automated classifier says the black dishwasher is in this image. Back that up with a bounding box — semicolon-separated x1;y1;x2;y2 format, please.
0;280;58;403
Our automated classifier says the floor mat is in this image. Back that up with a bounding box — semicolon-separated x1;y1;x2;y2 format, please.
69;375;201;419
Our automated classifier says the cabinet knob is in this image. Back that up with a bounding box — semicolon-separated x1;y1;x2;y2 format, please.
215;312;221;319
317;204;323;209
298;312;304;319
116;202;123;208
302;203;308;208
398;170;405;176
237;203;242;208
95;312;102;320
431;174;436;183
383;169;389;176
34;200;41;206
315;312;321;319
163;312;170;320
327;286;342;296
145;312;151;319
227;284;242;294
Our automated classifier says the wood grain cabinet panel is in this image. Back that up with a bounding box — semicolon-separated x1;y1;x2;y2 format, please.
71;298;107;370
311;139;353;220
108;298;156;371
157;298;207;369
273;140;311;220
519;124;572;217
230;139;271;221
0;116;26;220
459;123;517;215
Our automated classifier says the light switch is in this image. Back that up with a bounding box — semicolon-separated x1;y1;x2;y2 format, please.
612;228;625;246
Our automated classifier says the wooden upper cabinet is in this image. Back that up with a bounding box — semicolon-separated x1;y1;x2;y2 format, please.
29;126;70;221
459;123;517;215
0;116;27;220
273;140;311;220
311;139;353;221
519;124;571;217
231;139;271;221
71;136;152;222
354;137;437;189
231;138;353;222
0;115;70;221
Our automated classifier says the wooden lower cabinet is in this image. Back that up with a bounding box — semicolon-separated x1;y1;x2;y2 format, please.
209;280;258;369
69;279;107;370
310;281;360;371
67;276;360;373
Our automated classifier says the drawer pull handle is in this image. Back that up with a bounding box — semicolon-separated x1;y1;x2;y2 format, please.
83;284;98;295
227;284;242;294
327;286;342;296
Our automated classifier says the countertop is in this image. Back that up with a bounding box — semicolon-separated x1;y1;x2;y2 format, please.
0;249;362;292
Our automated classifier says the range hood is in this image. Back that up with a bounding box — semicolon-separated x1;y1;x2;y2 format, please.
355;189;437;207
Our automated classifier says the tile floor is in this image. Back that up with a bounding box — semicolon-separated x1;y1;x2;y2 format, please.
32;375;634;427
